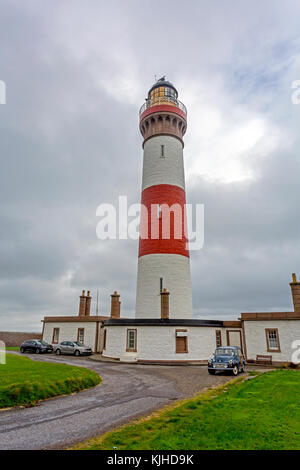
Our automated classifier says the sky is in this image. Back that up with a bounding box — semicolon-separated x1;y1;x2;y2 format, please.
1;0;300;331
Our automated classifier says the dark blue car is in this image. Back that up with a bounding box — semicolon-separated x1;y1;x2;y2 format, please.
208;346;245;375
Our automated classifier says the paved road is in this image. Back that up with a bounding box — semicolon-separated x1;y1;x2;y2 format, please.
0;354;249;450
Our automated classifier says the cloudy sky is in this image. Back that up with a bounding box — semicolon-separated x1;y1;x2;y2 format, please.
1;0;300;331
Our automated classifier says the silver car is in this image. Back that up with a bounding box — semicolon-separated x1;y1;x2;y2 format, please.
53;341;92;356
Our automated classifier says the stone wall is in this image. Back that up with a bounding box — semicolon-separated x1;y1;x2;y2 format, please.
103;325;243;362
0;331;42;347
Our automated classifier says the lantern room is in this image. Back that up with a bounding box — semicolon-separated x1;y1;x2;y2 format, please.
147;76;178;106
139;76;187;119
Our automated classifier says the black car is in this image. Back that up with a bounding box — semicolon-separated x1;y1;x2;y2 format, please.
208;346;245;375
20;340;53;354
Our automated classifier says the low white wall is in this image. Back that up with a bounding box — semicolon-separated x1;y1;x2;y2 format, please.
43;322;97;350
103;325;242;361
244;320;300;362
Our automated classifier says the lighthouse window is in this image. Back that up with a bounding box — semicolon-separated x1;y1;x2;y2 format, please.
77;328;85;344
176;330;188;353
52;328;60;344
266;329;280;352
216;330;222;348
126;329;137;352
160;144;165;157
165;87;175;98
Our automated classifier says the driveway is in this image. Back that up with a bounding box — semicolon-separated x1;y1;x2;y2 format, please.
0;353;259;450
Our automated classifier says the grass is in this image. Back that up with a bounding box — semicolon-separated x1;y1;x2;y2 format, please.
73;370;300;450
5;347;19;351
0;353;101;408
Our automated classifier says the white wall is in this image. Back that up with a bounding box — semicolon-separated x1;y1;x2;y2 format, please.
43;322;97;351
244;320;300;362
103;325;242;361
142;135;185;191
136;254;193;319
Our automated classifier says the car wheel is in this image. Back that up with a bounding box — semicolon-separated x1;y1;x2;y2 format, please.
36;348;40;354
56;349;61;355
232;365;239;376
208;369;215;375
20;347;24;353
74;350;80;357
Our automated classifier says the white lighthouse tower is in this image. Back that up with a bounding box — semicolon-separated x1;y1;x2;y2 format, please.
136;77;193;319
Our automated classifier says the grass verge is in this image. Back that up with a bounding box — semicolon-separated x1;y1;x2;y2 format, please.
0;353;101;408
73;370;300;450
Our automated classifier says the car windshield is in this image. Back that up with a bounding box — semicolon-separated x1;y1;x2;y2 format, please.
37;340;48;345
74;342;84;347
215;348;235;356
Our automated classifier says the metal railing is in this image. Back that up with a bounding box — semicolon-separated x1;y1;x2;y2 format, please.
139;96;187;116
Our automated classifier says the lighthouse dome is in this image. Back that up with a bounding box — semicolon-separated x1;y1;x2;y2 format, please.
148;76;178;99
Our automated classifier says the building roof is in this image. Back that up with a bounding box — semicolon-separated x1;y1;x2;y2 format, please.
241;312;300;321
42;316;109;323
104;318;225;327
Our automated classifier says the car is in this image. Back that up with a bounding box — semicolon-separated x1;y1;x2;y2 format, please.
53;341;92;356
20;340;53;354
208;346;245;376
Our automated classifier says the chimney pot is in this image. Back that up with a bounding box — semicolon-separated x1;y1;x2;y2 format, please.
85;291;92;316
290;275;300;312
111;291;121;318
160;288;170;319
79;290;87;316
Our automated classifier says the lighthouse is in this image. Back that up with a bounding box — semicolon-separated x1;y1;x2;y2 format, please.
136;77;193;319
101;77;248;363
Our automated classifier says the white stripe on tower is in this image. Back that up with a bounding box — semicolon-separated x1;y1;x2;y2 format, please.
136;78;193;319
142;135;185;191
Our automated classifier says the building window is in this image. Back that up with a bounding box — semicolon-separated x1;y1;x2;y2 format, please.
266;329;281;352
103;329;107;350
126;329;137;352
52;328;59;344
216;330;222;348
176;330;188;353
160;144;165;157
77;328;84;344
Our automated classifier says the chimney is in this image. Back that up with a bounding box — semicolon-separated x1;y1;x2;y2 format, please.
160;288;170;319
79;290;87;316
111;291;121;318
290;273;300;312
85;290;92;316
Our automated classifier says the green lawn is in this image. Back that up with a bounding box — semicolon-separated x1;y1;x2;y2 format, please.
5;347;19;351
74;370;300;450
0;353;101;408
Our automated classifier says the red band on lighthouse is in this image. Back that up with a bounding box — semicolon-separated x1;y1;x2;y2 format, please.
139;184;189;258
